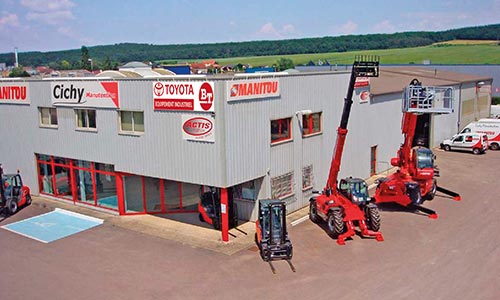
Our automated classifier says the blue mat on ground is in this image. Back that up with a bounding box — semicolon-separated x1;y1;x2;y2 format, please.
1;208;103;243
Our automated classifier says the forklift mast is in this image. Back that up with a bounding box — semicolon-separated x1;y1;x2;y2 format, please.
0;164;4;201
325;56;379;193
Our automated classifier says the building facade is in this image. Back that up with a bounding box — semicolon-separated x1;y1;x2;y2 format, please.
0;68;492;241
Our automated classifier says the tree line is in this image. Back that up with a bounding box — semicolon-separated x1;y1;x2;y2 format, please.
1;23;499;71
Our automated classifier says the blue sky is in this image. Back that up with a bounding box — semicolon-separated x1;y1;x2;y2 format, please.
0;0;499;53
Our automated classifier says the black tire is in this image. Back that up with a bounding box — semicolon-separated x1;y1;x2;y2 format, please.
309;201;320;223
426;180;437;201
473;148;481;155
7;198;18;215
213;217;221;230
365;206;381;232
443;145;451;151
490;143;499;151
326;209;345;238
26;195;32;206
198;213;204;222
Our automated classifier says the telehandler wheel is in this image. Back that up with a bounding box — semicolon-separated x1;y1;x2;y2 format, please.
327;210;345;238
365;206;381;232
7;198;18;215
309;201;320;223
425;180;437;201
26;195;32;206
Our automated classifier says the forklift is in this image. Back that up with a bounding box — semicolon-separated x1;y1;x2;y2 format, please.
255;199;295;273
197;187;238;230
1;164;32;216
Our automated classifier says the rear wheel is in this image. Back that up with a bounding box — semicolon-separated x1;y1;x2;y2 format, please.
309;201;320;223
365;206;381;232
443;145;451;151
326;210;345;238
7;198;18;215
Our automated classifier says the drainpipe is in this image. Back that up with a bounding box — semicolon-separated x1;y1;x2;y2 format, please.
457;83;462;133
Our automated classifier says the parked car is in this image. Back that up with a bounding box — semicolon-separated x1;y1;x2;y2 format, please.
440;133;488;155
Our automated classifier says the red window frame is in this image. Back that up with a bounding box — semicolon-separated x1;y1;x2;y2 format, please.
302;112;322;136
271;117;292;144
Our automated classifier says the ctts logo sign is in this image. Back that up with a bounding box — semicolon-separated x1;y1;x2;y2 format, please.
153;81;215;112
181;114;215;143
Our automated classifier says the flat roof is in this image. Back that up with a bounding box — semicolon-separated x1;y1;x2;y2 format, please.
370;67;493;96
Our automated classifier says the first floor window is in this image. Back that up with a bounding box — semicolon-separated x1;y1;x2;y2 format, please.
75;109;96;130
271;117;292;144
302;112;322;136
271;172;294;199
39;107;58;127
119;111;144;134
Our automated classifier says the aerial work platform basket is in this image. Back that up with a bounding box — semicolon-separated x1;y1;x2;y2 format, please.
402;79;454;114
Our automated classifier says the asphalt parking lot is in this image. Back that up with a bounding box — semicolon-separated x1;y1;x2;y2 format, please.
1;150;499;300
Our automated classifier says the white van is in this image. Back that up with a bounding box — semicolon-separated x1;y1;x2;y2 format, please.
441;133;488;155
460;119;500;150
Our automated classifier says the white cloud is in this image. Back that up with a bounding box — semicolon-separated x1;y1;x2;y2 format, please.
21;0;75;13
26;10;74;25
256;22;298;39
335;21;358;35
373;20;396;33
0;12;20;29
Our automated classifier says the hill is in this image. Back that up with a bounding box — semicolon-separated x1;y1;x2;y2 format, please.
1;23;499;69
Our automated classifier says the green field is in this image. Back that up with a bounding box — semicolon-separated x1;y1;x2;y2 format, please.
212;44;500;67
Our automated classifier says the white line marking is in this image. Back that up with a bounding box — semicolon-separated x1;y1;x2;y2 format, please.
291;215;309;227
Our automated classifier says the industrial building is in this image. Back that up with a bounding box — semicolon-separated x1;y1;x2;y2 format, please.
0;67;492;241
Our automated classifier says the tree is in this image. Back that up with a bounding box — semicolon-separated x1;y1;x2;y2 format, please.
60;60;71;70
80;46;91;70
275;58;295;71
9;65;30;77
102;56;113;70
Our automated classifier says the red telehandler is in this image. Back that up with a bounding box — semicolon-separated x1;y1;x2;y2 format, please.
374;79;461;218
309;56;384;245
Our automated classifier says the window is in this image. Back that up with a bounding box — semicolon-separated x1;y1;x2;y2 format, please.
271;118;292;144
39;107;58;127
75;109;96;130
302;112;322;136
119;111;144;134
271;172;294;199
302;165;314;190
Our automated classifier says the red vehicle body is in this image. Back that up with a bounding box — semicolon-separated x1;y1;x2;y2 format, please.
309;56;383;245
374;79;461;218
1;164;32;216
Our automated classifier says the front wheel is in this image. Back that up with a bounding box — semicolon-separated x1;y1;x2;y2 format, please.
426;180;437;201
326;210;345;238
473;148;481;155
365;206;381;232
309;201;320;223
490;143;499;151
